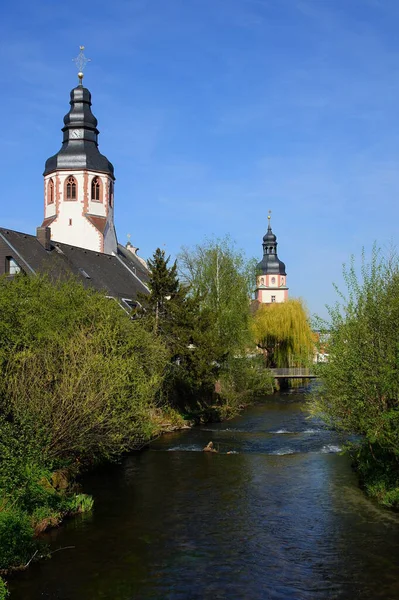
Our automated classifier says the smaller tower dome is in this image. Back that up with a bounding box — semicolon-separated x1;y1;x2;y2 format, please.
255;213;289;304
263;228;276;244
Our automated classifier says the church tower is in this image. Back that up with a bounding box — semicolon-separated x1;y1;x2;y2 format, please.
42;48;117;254
255;213;288;304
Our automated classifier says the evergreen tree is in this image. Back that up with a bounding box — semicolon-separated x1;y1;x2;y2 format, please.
139;248;219;403
139;248;181;335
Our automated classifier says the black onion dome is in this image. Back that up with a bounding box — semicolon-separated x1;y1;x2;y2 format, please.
44;85;114;178
263;229;276;243
256;222;287;276
63;86;98;129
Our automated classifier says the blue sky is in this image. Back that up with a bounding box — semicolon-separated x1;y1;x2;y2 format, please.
1;0;399;317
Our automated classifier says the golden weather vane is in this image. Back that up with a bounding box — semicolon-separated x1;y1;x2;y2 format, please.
72;46;91;84
268;209;272;224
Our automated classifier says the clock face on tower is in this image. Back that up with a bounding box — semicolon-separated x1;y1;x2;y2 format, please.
71;129;83;139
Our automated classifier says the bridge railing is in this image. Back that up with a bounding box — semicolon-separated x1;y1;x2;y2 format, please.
269;367;316;378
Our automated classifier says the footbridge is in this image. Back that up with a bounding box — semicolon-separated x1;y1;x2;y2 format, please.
269;368;317;379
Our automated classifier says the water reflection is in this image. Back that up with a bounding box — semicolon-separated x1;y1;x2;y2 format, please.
9;395;399;600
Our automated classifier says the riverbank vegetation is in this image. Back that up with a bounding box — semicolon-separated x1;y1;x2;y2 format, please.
0;274;168;590
310;247;399;508
138;239;273;419
0;238;276;588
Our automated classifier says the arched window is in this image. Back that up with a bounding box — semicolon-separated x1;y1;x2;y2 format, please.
91;177;101;202
65;176;77;201
109;181;114;207
48;178;54;204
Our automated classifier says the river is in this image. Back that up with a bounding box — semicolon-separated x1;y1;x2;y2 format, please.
9;392;399;600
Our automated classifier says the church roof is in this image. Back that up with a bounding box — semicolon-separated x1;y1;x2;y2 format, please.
256;220;286;276
44;85;114;177
0;228;149;302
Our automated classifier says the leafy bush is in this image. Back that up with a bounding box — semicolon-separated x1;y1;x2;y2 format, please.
67;494;94;513
0;577;8;599
0;275;168;464
0;510;36;570
311;247;399;506
217;357;274;415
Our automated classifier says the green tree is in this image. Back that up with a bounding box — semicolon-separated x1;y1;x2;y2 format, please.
178;236;252;357
138;248;221;405
310;247;399;506
251;299;314;368
139;248;180;335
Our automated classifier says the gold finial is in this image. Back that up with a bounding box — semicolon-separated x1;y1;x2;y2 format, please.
72;46;91;85
127;233;131;244
268;209;272;221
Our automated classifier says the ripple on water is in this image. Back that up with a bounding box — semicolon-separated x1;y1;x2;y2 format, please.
270;448;296;455
320;444;342;453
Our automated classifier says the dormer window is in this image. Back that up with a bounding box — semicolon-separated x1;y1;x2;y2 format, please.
48;178;54;204
5;257;21;275
91;177;102;202
65;176;77;201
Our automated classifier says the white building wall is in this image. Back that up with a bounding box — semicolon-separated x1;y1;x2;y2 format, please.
88;173;108;217
43;170;118;254
259;288;286;303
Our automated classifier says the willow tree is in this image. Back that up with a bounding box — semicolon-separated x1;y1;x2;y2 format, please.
251;299;314;368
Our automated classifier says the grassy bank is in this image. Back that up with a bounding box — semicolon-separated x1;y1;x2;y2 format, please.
350;444;399;509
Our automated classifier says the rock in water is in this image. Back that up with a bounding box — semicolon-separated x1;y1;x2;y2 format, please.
203;441;218;453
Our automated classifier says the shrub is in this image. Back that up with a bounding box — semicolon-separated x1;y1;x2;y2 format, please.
67;494;94;514
0;577;8;599
311;247;399;507
0;275;168;464
217;356;274;415
0;510;37;570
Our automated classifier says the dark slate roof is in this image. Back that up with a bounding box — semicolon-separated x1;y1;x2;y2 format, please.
0;228;149;302
256;254;286;276
256;223;287;276
44;85;114;178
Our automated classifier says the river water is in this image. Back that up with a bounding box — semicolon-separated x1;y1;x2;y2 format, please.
9;393;399;600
